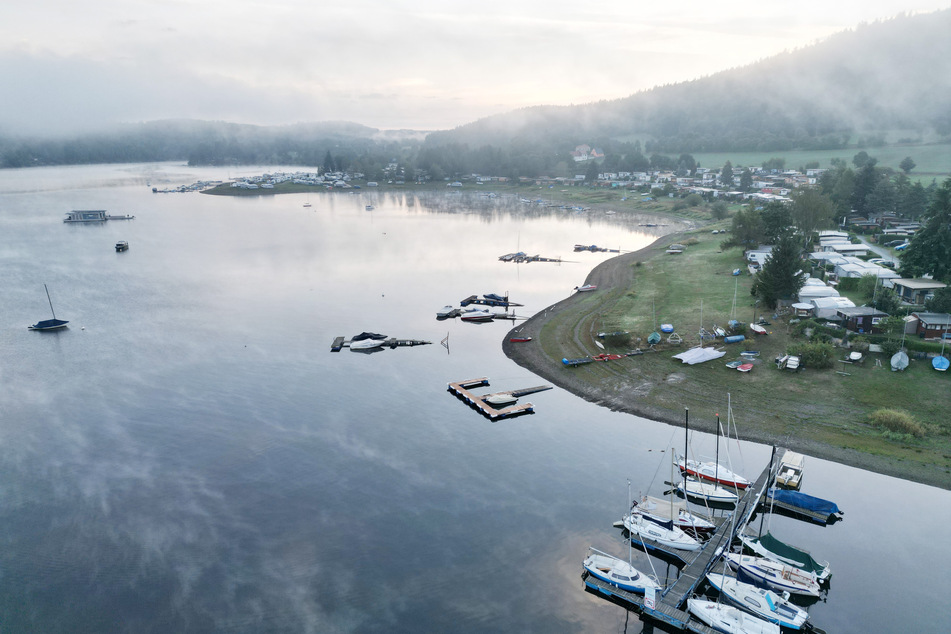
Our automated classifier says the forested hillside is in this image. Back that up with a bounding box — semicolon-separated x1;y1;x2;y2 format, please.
425;11;951;156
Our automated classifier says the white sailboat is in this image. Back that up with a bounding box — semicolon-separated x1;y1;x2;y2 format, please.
687;598;780;634
584;481;661;594
676;408;739;505
622;509;701;551
582;547;661;595
725;553;822;597
706;568;810;630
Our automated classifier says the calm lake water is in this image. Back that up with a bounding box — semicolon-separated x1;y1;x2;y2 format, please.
1;163;949;633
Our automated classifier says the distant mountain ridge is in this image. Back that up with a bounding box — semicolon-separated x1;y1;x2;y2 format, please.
426;10;951;154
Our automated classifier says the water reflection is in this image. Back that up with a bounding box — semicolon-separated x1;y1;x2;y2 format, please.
0;164;949;633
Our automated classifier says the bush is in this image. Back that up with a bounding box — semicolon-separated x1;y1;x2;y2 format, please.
602;332;633;348
879;339;901;357
868;409;926;438
851;336;870;353
788;341;836;368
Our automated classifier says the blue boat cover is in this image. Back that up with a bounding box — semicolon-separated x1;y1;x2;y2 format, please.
767;487;841;516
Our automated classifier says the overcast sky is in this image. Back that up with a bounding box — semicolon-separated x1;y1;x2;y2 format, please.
2;1;949;136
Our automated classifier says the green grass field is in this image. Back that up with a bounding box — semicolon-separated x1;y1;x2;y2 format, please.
691;141;951;180
542;227;951;488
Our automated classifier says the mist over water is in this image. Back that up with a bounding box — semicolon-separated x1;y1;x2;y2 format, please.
0;164;948;633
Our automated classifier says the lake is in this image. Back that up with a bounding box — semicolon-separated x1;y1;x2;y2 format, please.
1;163;948;633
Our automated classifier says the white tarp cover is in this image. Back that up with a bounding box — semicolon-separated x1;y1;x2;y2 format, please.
673;346;726;365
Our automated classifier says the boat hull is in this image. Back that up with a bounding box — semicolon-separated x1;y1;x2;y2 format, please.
29;319;69;331
583;553;658;595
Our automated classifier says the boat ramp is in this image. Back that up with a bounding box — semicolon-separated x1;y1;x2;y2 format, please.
447;378;552;420
584;446;839;631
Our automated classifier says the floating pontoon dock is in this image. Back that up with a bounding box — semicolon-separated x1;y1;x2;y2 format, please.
585;449;782;631
447;378;552;419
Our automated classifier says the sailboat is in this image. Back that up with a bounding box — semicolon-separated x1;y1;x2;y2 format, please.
676;409;739;505
622;507;702;551
29;284;69;331
647;298;661;345
630;493;715;535
725;553;822;597
738;529;832;584
934;324;949;371
687;598;780;634
677;403;750;490
704;568;807;630
891;328;909;371
583;482;661;594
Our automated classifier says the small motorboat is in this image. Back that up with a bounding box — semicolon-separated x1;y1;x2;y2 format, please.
460;308;495;322
349;331;388;351
574;284;597;292
484;394;517;408
436;305;455;319
365;204;374;210
115;240;129;251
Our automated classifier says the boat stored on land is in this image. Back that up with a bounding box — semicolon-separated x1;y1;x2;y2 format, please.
574;284;597;292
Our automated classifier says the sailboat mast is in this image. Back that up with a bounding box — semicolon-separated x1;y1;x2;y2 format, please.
627;479;633;566
44;283;56;319
683;408;689;493
715;413;720;486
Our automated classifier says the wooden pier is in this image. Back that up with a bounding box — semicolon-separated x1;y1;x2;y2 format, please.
447;378;552;420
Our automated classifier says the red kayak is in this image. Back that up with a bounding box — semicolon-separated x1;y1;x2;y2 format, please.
510;336;533;343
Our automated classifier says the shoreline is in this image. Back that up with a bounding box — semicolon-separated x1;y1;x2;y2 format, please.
502;233;950;491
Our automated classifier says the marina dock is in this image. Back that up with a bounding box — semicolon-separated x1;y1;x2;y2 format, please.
584;449;784;631
447;378;551;419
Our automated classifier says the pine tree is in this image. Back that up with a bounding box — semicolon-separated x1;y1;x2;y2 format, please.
751;235;806;309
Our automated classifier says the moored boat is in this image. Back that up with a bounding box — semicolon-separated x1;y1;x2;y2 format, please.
687;598;781;634
349;331;388;350
738;530;831;583
115;240;129;251
460;308;495;322
622;511;701;551
678;456;750;490
706;569;810;630
725;553;822;597
630;495;715;534
582;548;660;594
677;477;738;505
29;284;69;331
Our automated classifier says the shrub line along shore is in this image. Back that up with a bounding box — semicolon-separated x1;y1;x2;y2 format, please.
502;230;951;491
